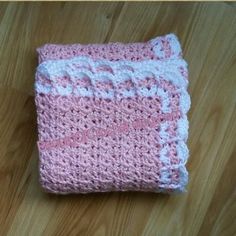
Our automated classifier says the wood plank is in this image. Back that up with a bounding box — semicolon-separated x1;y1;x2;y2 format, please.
0;2;235;236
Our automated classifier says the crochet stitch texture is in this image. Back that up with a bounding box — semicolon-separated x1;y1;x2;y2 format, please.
35;33;191;194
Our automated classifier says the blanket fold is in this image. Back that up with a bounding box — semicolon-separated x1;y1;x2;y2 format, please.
35;33;190;194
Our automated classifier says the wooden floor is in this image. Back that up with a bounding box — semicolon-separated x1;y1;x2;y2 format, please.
0;2;235;236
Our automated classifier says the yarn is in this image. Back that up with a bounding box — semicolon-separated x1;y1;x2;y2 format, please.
35;33;190;194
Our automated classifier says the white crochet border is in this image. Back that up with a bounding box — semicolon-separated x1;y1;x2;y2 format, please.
149;33;182;59
36;55;188;86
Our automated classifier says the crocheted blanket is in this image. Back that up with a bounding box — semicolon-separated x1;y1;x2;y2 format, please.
35;33;190;194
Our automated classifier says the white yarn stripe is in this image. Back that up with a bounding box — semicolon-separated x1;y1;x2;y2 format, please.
36;56;188;90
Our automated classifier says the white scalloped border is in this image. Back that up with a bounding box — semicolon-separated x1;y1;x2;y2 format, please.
158;115;189;193
150;33;182;59
36;55;188;89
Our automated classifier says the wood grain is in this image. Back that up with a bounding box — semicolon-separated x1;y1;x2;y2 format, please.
0;2;235;236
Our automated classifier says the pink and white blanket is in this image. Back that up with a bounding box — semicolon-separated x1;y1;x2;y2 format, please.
35;33;190;194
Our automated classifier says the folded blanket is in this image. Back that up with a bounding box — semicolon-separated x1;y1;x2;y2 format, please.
35;33;190;194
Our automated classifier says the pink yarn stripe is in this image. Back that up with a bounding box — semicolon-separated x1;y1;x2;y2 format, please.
37;33;182;63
